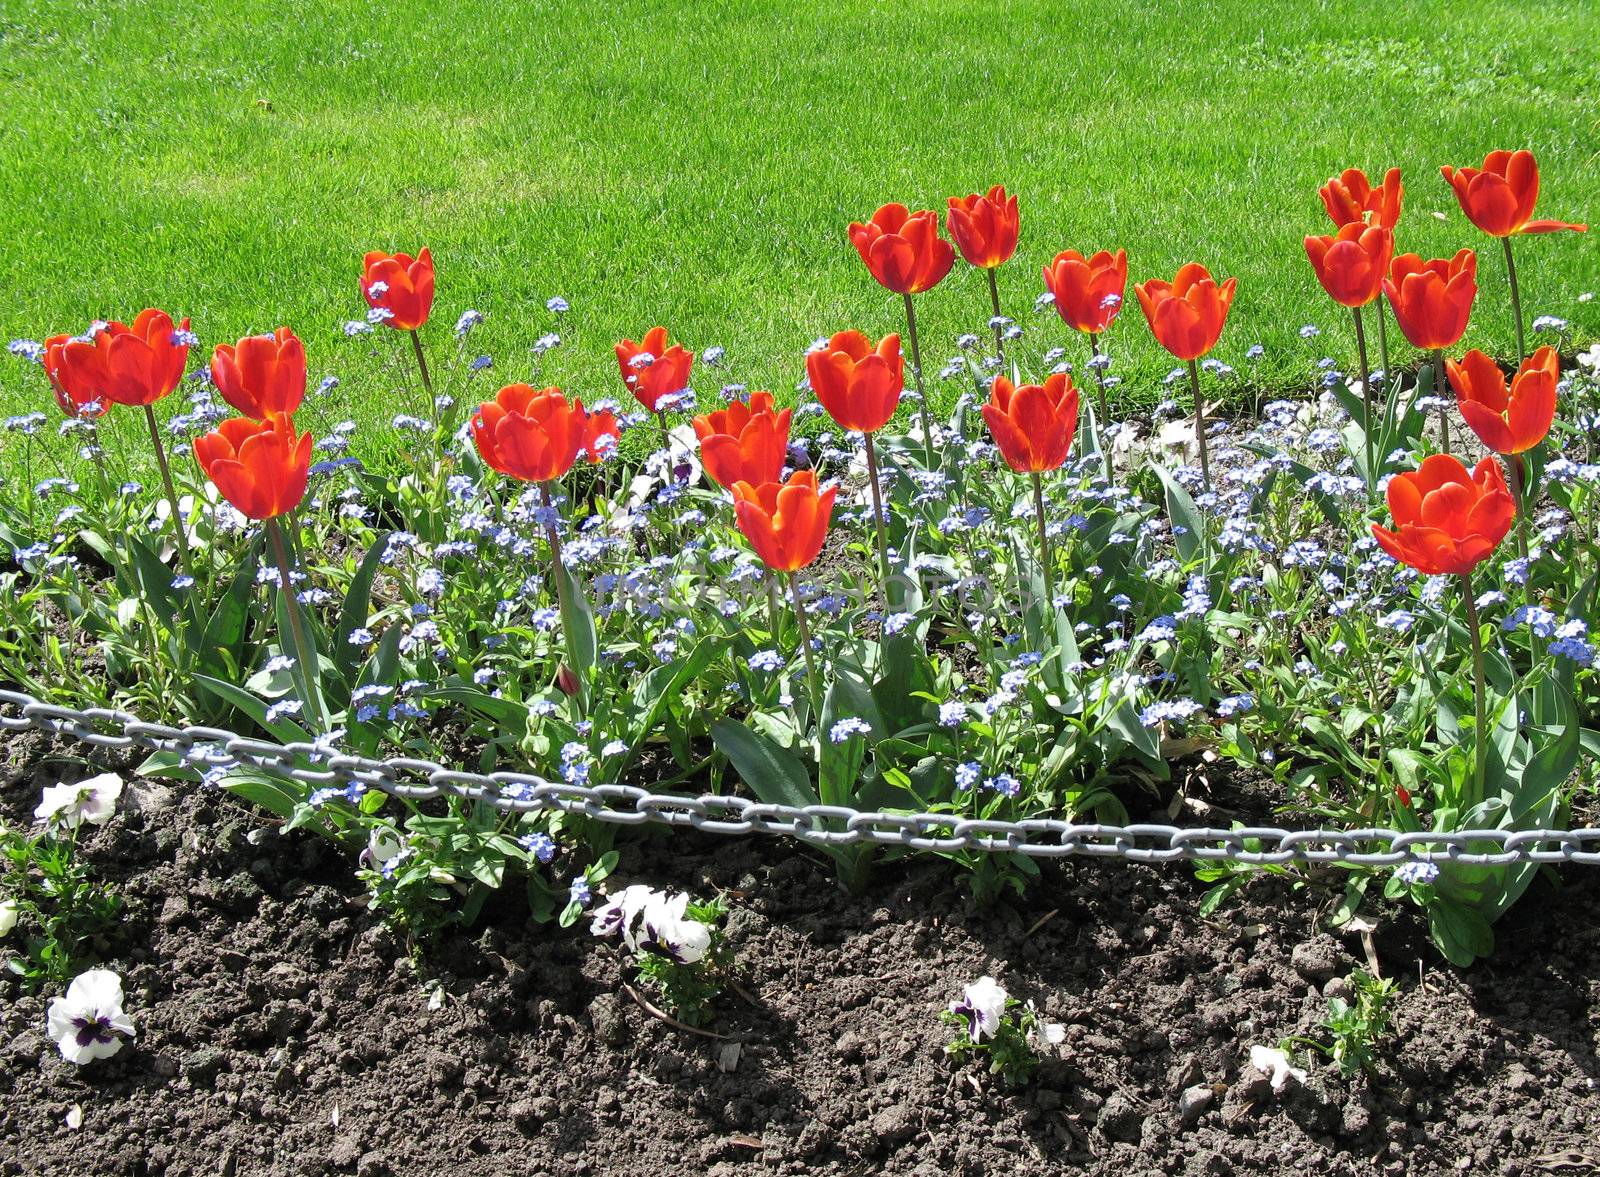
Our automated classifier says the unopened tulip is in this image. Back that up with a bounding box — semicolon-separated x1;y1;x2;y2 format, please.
360;249;435;331
693;391;791;490
1304;224;1393;309
1042;249;1128;336
805;331;903;436
1448;346;1558;456
193;415;312;521
210;327;307;420
616;327;694;414
847;204;954;295
946;185;1019;270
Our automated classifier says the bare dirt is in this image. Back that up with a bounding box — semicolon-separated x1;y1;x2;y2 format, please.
2;728;1598;1177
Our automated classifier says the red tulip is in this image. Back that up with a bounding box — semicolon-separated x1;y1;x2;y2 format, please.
1041;249;1128;336
1371;454;1514;576
471;385;613;484
693;391;792;489
615;327;694;413
1384;251;1477;351
946;185;1019;270
193;415;312;521
981;373;1080;474
847;204;955;295
1319;167;1403;230
1304;223;1394;309
1135;264;1236;361
361;249;435;331
210;327;306;420
805;330;904;435
730;470;836;573
1447;346;1559;456
41;335;108;418
1441;151;1587;238
43;310;190;407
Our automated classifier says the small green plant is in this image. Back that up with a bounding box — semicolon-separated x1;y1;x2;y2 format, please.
941;975;1064;1086
1;777;124;991
1287;967;1399;1078
590;885;731;1026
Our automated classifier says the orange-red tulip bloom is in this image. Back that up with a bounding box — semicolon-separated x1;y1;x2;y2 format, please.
1441;151;1587;238
210;327;306;420
1319;167;1403;230
360;249;435;331
1371;454;1514;577
1041;249;1128;336
981;373;1080;474
615;327;695;413
471;385;615;484
1304;223;1394;309
848;204;955;295
693;391;792;490
1447;346;1559;456
193;415;312;521
41;335;108;418
731;470;836;574
1135;264;1237;361
805;330;904;435
1384;251;1478;351
43;310;190;408
946;185;1019;270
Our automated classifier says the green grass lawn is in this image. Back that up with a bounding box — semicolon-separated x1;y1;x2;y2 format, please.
3;0;1598;463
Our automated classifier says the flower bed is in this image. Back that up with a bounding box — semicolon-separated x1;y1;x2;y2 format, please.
1;155;1598;1149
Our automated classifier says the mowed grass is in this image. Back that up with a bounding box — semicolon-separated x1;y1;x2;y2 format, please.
2;0;1599;465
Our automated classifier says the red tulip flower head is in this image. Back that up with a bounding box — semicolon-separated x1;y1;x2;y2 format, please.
1304;223;1395;308
1319;167;1403;230
43;310;190;408
1041;249;1128;336
210;327;307;420
1135;264;1237;361
471;385;615;484
981;373;1080;474
847;204;955;295
361;249;435;331
1371;454;1514;576
693;390;792;490
731;469;836;573
1384;251;1477;351
945;185;1020;270
805;330;904;435
1440;151;1587;238
615;327;695;413
41;334;108;418
1447;346;1559;456
193;415;312;521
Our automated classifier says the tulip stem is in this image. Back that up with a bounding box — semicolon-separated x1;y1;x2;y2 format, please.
1460;571;1487;806
765;573;783;643
862;432;890;611
539;480;571;623
1087;333;1114;483
266;517;323;732
787;572;822;721
1507;453;1531;563
1375;298;1392;392
1031;471;1054;613
142;403;198;592
409;329;434;404
1352;305;1375;490
1502;237;1526;366
1433;349;1450;454
901;292;935;467
1186;359;1211;491
985;268;1006;368
656;409;672;456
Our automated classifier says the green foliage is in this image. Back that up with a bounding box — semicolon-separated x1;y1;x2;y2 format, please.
0;823;122;992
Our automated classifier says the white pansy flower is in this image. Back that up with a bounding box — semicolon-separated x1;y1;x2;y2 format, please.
0;897;18;937
35;773;124;830
1249;1044;1308;1094
47;969;136;1065
589;884;658;941
950;976;1008;1042
635;891;712;964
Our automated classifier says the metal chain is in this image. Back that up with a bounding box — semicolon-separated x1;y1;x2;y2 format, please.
5;687;1600;867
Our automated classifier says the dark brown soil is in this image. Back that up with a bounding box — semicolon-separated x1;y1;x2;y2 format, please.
2;728;1598;1177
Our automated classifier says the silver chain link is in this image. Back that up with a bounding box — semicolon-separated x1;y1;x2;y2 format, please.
5;687;1600;868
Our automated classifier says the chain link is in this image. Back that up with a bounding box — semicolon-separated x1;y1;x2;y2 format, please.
5;687;1600;867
